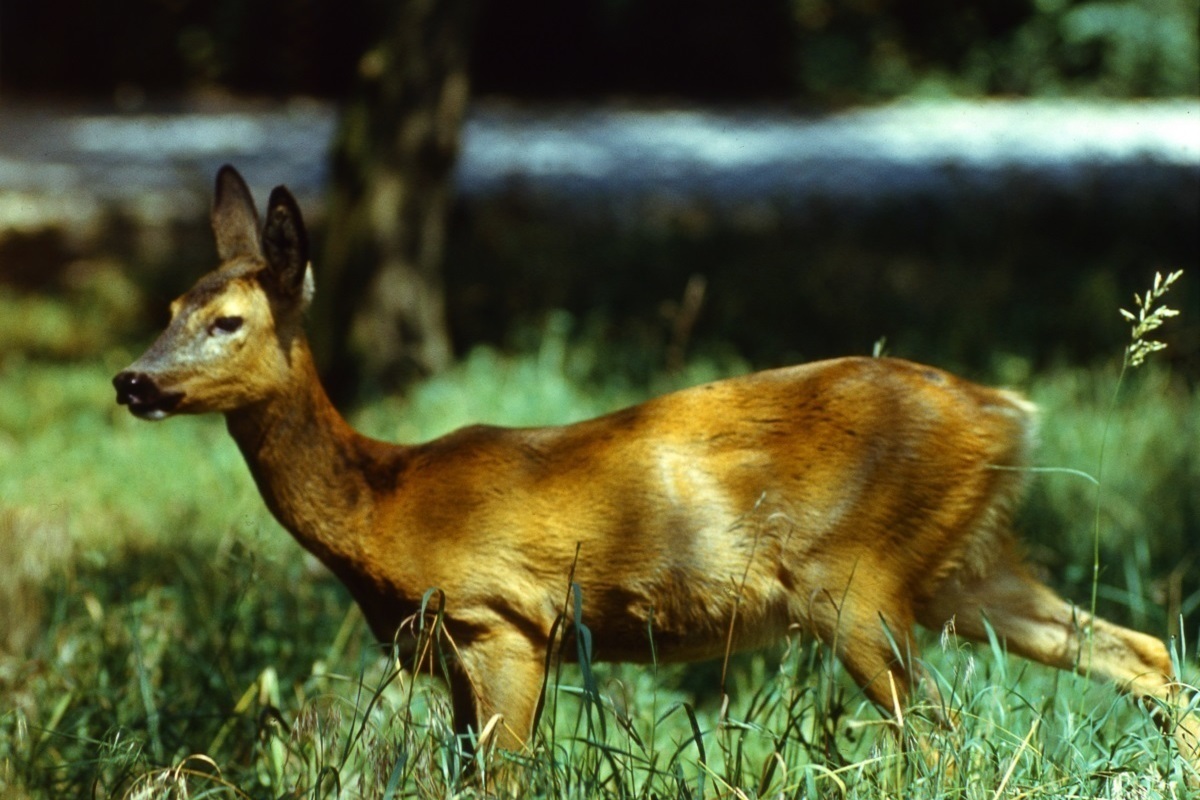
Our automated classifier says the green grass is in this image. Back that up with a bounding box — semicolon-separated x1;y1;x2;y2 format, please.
1;329;1198;797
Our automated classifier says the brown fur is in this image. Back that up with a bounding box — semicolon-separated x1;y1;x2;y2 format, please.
114;166;1199;777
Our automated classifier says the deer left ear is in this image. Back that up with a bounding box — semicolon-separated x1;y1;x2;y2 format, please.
261;186;311;304
212;165;263;261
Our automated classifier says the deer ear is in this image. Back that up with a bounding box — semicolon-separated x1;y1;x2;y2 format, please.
261;185;310;301
211;165;263;261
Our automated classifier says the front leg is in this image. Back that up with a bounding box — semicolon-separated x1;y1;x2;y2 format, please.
450;628;549;755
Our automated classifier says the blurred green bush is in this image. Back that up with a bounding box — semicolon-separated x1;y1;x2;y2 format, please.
787;0;1199;101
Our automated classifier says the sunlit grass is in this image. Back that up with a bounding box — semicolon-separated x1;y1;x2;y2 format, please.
0;354;275;556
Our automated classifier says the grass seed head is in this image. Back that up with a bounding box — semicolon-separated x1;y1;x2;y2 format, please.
1120;269;1183;368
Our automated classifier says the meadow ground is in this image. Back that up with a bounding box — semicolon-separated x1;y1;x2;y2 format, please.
1;324;1198;798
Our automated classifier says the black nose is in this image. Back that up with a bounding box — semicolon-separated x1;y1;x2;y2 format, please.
113;371;183;418
113;371;158;406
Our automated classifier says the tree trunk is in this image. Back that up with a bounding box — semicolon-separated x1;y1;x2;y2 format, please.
316;0;473;398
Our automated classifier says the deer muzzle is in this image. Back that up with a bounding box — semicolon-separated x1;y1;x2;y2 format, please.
113;371;184;420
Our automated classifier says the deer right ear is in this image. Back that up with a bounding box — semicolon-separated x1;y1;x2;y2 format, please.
262;185;311;302
212;165;263;262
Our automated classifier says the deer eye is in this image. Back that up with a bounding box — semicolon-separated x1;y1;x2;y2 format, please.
212;315;244;334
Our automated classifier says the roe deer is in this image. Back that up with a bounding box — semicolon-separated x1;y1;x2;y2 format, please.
114;165;1199;777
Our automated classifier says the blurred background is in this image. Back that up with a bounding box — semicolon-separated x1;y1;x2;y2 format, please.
2;2;1199;794
2;0;1197;390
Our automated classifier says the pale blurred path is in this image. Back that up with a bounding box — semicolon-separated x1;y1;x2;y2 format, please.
1;99;1196;237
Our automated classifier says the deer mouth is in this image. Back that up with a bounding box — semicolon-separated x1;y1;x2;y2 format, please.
113;371;185;420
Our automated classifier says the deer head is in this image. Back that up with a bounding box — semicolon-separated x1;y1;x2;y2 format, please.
114;166;315;419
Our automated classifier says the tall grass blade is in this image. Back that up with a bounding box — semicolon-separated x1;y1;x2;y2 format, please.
684;703;706;798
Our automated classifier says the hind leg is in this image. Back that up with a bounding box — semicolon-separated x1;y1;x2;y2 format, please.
799;572;964;777
802;573;940;723
916;557;1200;775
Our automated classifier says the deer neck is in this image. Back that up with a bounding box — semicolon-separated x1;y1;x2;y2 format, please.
224;338;379;573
